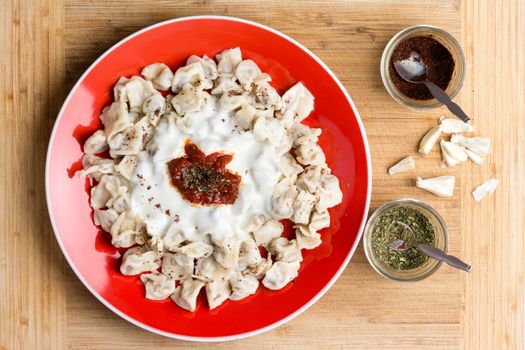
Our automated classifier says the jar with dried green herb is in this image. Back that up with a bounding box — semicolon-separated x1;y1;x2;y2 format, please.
371;206;435;270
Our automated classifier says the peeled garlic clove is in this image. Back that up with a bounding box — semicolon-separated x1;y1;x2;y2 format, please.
416;176;455;197
472;179;499;201
440;117;474;134
418;126;442;156
388;156;416;175
441;140;468;162
464;149;483;165
450;134;491;156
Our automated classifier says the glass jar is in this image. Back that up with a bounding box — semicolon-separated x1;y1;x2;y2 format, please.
380;25;466;109
363;198;448;282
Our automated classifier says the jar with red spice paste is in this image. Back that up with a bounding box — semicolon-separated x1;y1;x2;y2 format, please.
380;25;466;109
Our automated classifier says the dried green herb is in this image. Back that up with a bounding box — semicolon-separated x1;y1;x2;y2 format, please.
371;206;435;270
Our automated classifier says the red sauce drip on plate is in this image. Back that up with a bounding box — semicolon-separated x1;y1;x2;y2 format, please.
167;142;241;205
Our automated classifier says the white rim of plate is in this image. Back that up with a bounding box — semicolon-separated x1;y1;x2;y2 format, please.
45;15;372;342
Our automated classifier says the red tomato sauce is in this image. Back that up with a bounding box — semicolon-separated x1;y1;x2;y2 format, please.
167;142;241;205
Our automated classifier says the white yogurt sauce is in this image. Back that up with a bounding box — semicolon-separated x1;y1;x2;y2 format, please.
129;97;280;243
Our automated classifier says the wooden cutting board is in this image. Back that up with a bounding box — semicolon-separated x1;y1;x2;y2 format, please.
1;1;523;349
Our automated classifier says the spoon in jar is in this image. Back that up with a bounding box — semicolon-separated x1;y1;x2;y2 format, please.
388;221;472;272
393;51;471;124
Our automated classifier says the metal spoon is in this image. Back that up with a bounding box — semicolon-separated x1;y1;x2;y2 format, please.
393;51;471;124
389;221;472;272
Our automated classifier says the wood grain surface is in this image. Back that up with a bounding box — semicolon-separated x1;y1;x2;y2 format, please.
0;0;523;349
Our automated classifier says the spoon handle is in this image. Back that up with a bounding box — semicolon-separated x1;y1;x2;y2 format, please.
423;81;471;124
414;242;472;272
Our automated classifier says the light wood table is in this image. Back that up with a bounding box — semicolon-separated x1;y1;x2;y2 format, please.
1;1;523;349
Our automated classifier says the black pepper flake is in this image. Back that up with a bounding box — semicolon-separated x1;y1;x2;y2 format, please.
147;185;151;190
155;203;161;209
165;209;171;216
174;214;180;223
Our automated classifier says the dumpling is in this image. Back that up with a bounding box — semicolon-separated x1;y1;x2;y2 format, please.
171;83;209;115
141;63;174;91
79;155;116;181
113;76;130;102
309;209;330;232
206;280;231;309
110;211;142;248
106;185;130;213
140;273;176;300
107;122;146;157
161;223;186;251
177;241;214;259
237;239;262;270
295;142;326;166
93;208;119;232
271;178;299;220
162;252;194;280
279;153;303;182
296;165;328;193
279;82;314;123
292;190;317;224
89;175;121;209
229;272;259;300
124;76;158;112
171;62;209;93
211;76;243;96
213;238;241;269
194;256;232;282
291;123;321;147
267;237;302;263
83;129;108;155
262;261;300;290
254;81;282;110
219;92;248;112
316;174;343;212
252;219;283;246
243;257;272;280
186;55;218;81
235;59;262;90
120;246;160;275
100;101;132;140
170;278;205;312
252;117;286;146
142;93;166;125
233;103;257;130
216;47;242;77
114;155;138;181
295;225;322;250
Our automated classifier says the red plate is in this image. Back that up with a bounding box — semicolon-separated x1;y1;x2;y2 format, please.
46;16;371;341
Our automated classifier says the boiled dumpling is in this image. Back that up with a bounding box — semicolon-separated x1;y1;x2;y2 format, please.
279;82;314;123
141;63;174;91
177;241;214;259
229;272;259;300
100;101;132;140
120;246;160;275
292;190;317;225
262;261;300;290
140;272;176;300
216;47;242;76
170;278;205;312
162;252;194;280
235;59;262;90
252;219;283;246
267;237;302;263
186;55;218;81
124;76;158;112
206;280;231;309
83;129;108;155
